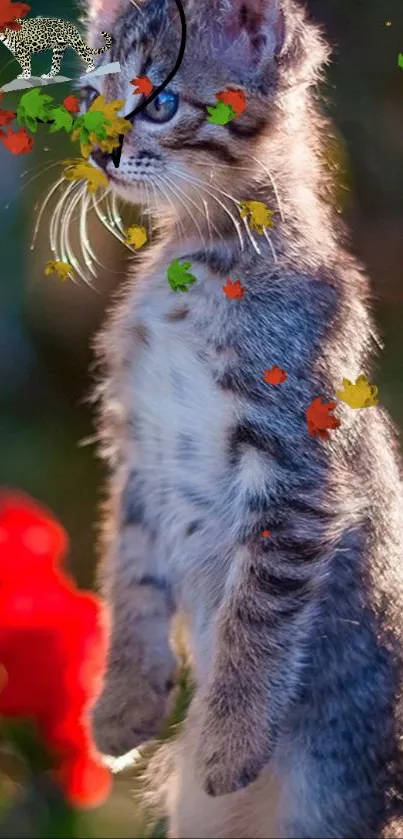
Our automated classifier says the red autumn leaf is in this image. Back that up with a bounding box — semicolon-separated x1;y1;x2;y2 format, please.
0;1;30;31
0;126;33;153
216;88;247;117
306;397;341;441
130;75;153;96
0;491;111;809
261;530;272;538
222;278;245;299
0;107;15;126
263;365;288;385
63;94;81;113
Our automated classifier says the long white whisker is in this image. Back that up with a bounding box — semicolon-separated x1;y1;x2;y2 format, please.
60;184;95;286
31;176;67;251
248;154;285;222
170;167;244;252
92;192;128;247
129;0;144;12
150;174;186;243
50;182;76;252
162;173;208;250
79;189;98;278
241;216;262;256
263;228;278;263
110;191;126;236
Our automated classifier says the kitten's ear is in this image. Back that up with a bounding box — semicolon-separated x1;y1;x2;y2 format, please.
218;0;284;63
88;0;127;30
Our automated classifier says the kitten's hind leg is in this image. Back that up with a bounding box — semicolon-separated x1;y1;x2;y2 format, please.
15;47;31;79
42;45;67;78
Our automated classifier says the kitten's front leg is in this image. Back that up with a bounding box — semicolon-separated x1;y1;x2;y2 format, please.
91;469;178;758
196;487;328;797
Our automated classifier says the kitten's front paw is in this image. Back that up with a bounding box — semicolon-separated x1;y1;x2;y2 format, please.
17;73;31;79
91;658;178;757
195;696;275;797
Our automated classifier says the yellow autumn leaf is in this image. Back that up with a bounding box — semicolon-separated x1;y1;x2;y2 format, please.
89;96;132;139
80;132;121;160
336;375;378;409
73;96;132;159
44;259;74;281
124;225;148;249
63;159;108;194
239;200;274;234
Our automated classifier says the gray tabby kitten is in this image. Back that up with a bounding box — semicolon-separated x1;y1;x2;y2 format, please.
83;0;403;836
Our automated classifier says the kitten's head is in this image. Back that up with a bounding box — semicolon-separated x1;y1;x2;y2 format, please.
84;0;328;217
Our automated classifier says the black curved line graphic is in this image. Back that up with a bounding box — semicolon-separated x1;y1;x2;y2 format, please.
112;0;187;168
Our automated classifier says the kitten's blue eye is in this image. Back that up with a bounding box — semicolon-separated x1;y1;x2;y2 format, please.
143;91;179;123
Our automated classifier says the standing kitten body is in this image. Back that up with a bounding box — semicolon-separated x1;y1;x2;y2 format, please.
81;0;403;835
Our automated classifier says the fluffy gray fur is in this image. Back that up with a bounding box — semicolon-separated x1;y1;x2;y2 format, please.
81;0;403;835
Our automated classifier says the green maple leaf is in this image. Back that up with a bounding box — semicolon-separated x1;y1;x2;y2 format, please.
167;259;197;292
16;88;54;133
206;101;236;125
47;105;74;134
398;53;403;69
73;110;112;145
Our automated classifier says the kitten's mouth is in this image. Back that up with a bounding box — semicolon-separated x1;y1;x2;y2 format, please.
107;171;129;186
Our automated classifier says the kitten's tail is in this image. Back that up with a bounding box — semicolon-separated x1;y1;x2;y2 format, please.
91;32;113;54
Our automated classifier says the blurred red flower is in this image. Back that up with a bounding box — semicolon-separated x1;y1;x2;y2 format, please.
0;491;111;809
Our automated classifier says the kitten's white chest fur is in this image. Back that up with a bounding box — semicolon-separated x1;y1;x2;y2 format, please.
112;252;237;668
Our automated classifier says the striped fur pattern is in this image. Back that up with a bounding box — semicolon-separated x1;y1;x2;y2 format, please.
83;0;403;835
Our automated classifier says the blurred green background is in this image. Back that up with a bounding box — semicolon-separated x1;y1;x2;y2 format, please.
0;0;402;835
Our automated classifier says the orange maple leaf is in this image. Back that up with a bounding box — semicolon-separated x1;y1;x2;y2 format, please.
216;88;246;117
263;365;287;385
223;279;245;299
0;1;30;31
261;530;272;538
0;126;33;154
0;107;15;127
306;397;341;441
63;94;81;113
130;76;153;96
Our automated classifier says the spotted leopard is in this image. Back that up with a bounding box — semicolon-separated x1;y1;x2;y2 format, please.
0;16;112;79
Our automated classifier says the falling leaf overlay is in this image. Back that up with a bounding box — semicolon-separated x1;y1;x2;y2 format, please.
239;201;274;235
0;0;30;32
0;126;32;153
336;375;378;409
0;491;111;808
206;101;236;125
47;105;74;134
167;259;197;293
130;76;153;96
16;87;54;133
63;94;81;113
124;225;148;249
263;365;288;385
223;279;245;299
63;159;108;194
398;53;403;69
216;88;247;117
71;95;132;159
44;260;75;282
306;397;341;441
0;93;15;127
